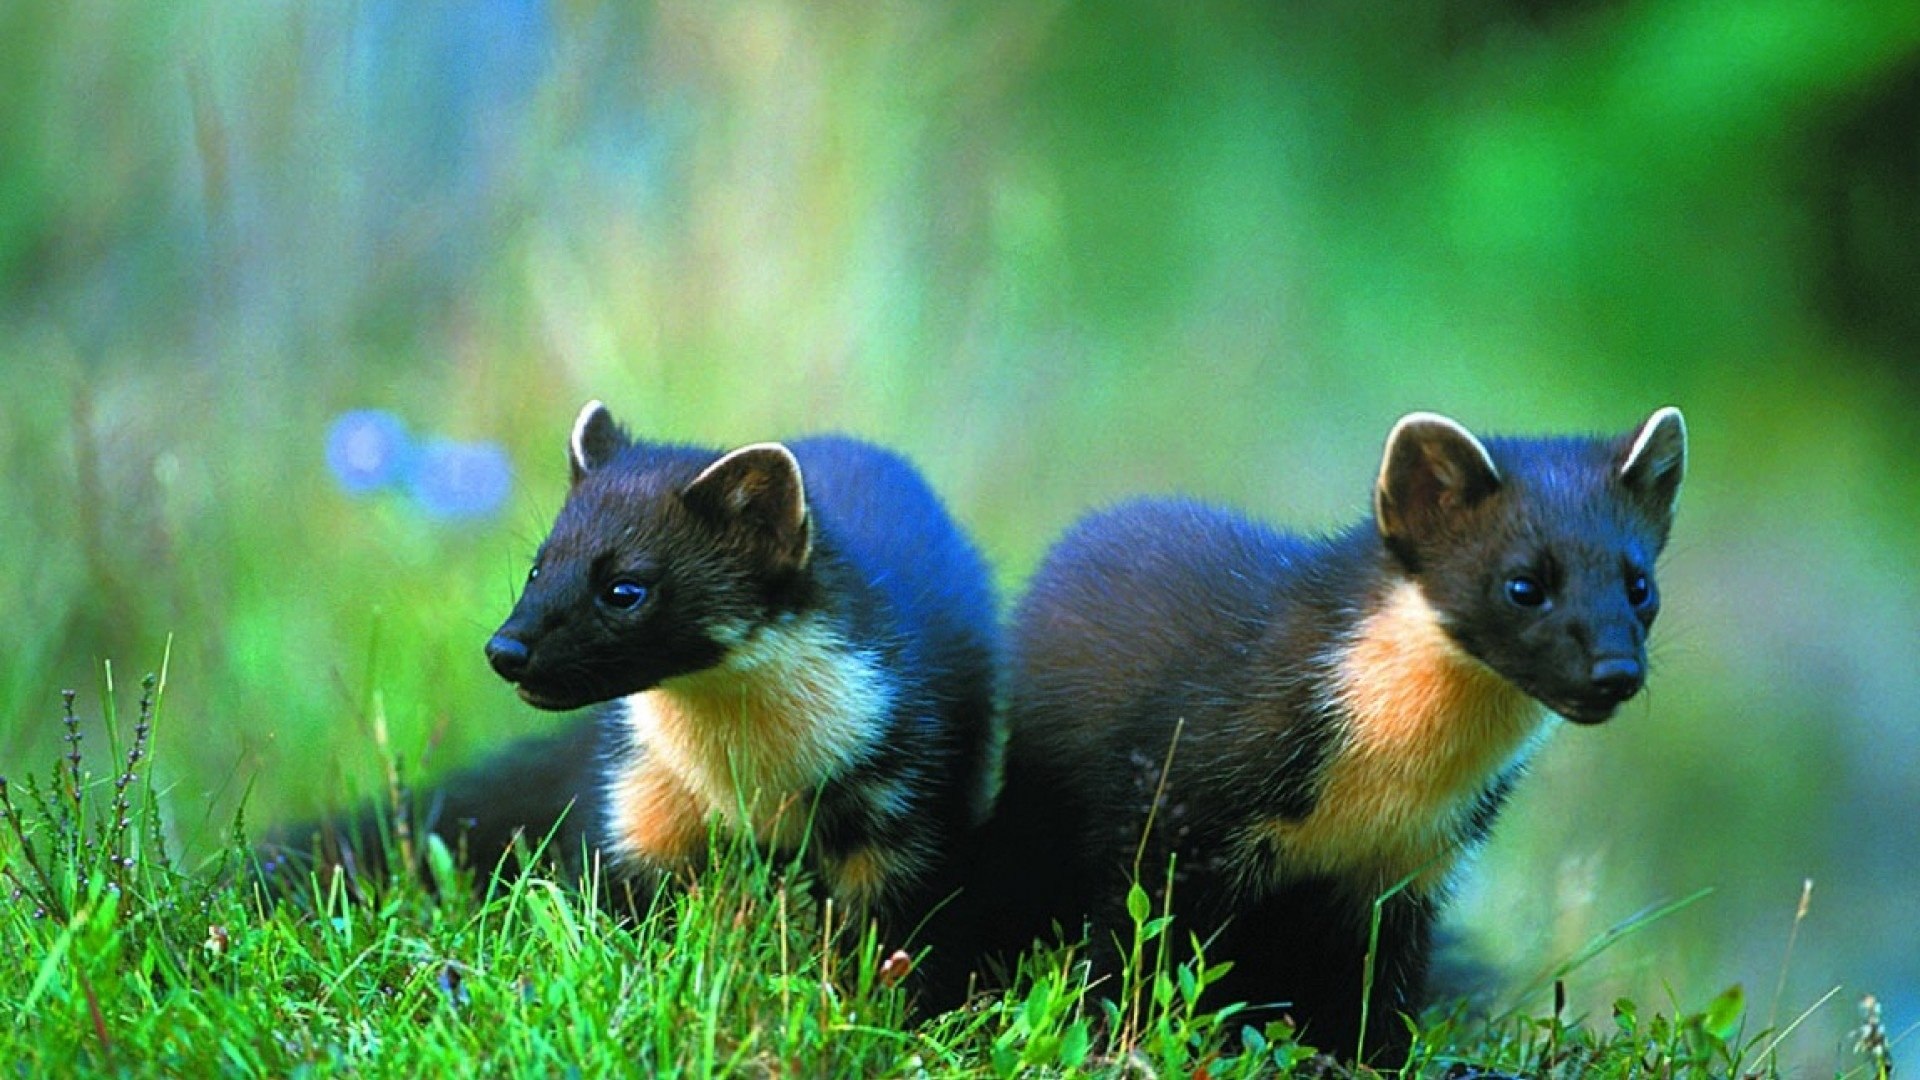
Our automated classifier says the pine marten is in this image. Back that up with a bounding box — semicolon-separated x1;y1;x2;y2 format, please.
978;408;1687;1061
266;401;999;1001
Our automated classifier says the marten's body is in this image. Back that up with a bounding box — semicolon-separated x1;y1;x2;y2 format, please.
980;409;1686;1061
269;402;998;1001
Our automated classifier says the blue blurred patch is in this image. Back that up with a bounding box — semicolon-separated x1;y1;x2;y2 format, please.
407;439;513;520
325;410;414;494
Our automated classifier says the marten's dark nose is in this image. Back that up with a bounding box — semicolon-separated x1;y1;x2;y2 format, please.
485;634;531;681
1589;657;1644;701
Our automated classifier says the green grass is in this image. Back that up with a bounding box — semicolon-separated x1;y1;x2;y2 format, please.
1;660;1897;1078
6;1;1919;1063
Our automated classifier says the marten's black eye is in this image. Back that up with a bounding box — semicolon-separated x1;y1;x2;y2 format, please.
602;580;647;611
1504;575;1546;608
526;564;541;584
1626;573;1653;608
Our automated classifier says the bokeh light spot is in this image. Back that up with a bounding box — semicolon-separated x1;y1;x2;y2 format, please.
325;410;413;495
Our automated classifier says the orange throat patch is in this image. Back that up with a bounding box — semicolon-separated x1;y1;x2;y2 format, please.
603;616;892;869
1249;580;1549;896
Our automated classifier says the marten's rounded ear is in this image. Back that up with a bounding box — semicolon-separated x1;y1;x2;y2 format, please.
1618;405;1686;518
1375;412;1501;551
682;443;811;572
570;400;628;484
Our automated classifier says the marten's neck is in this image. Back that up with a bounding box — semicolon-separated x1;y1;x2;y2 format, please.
1252;579;1549;894
608;614;893;853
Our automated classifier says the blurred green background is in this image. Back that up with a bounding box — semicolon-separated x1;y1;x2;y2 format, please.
3;0;1916;1065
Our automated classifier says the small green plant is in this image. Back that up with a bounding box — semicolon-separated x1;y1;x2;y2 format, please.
0;652;254;1072
1107;873;1256;1075
983;947;1096;1076
2;671;167;925
976;871;1322;1079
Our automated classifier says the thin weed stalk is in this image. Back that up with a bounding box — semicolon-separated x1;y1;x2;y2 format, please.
1765;878;1814;1034
1496;885;1716;1028
1120;717;1185;1049
1357;862;1428;1065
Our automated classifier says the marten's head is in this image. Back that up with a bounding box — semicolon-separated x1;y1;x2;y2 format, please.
1373;407;1687;725
484;401;816;711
